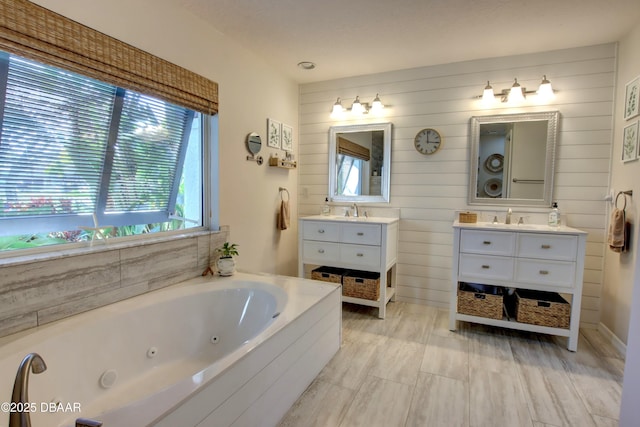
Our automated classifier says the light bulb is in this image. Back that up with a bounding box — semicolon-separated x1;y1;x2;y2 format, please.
508;78;525;103
482;81;496;105
351;96;365;115
537;75;555;101
370;93;384;114
330;98;344;118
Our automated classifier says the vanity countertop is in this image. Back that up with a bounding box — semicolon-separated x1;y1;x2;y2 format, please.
301;215;399;225
453;221;586;234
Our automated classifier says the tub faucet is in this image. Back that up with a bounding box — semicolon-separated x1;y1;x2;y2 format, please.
10;353;47;427
505;208;512;224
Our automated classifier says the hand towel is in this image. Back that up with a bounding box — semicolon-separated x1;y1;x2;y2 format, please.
608;208;625;252
277;200;290;230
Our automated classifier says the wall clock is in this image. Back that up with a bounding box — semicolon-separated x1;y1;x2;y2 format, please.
414;128;442;155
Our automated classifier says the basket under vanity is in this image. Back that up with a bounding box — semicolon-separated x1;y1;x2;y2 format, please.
449;221;587;351
298;215;399;318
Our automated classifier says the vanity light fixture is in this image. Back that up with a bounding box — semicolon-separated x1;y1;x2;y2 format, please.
329;94;386;118
479;76;556;104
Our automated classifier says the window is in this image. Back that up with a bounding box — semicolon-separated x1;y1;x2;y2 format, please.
0;52;207;251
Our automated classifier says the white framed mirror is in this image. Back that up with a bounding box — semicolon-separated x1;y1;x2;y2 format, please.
328;122;391;203
468;111;559;207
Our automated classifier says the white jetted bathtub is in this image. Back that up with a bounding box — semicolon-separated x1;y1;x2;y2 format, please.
0;272;341;427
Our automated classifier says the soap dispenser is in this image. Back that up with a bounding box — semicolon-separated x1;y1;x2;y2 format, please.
321;197;331;216
548;202;560;227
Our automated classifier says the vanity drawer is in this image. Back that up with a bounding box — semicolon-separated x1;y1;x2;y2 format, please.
303;221;340;242
515;259;576;289
302;241;340;264
460;230;516;256
340;244;381;269
458;254;514;282
341;223;382;245
517;234;578;261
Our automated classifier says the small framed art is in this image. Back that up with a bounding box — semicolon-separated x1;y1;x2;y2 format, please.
281;123;293;152
267;118;281;149
622;121;638;163
624;76;639;120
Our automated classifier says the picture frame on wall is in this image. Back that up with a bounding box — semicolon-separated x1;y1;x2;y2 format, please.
281;123;293;152
622;121;638;162
624;76;639;120
267;118;281;149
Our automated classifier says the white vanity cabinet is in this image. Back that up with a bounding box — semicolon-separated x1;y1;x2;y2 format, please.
299;215;399;318
450;221;587;351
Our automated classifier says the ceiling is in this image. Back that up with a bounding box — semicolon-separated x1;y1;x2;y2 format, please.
178;0;640;84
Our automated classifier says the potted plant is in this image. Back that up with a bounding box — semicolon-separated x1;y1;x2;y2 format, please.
216;242;239;276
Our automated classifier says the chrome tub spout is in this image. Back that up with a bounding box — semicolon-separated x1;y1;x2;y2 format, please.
9;353;47;427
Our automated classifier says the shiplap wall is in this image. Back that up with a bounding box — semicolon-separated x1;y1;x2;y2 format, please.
298;44;616;327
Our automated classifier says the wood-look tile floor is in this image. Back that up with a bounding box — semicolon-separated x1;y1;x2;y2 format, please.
278;302;624;427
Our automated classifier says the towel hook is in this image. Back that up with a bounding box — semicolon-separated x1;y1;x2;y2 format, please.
279;187;290;202
615;190;632;210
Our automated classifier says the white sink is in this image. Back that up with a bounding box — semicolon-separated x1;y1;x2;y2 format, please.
474;222;562;231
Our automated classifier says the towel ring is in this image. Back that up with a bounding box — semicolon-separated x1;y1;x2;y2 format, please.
279;187;290;202
615;191;627;210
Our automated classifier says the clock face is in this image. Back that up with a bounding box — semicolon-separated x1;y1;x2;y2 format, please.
414;128;441;155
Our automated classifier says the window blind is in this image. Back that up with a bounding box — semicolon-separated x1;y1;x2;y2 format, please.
337;136;370;161
0;54;114;219
0;0;218;114
0;52;198;235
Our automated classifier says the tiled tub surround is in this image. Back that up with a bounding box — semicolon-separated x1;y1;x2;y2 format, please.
0;272;341;427
0;229;229;338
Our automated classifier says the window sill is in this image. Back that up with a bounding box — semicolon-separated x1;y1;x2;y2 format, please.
0;228;221;268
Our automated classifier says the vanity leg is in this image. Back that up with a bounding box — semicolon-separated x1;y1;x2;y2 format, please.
378;272;387;319
449;310;457;331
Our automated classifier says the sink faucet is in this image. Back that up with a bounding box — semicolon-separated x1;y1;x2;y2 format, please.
351;203;359;218
10;353;47;427
505;208;512;224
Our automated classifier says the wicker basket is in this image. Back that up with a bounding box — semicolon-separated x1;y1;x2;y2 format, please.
457;283;503;319
311;266;345;284
515;289;570;329
343;270;380;300
459;212;478;223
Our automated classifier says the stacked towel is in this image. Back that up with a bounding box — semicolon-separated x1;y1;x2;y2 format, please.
608;208;626;252
277;200;290;230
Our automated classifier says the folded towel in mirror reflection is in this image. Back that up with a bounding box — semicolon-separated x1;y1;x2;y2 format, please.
278;200;290;230
608;208;627;252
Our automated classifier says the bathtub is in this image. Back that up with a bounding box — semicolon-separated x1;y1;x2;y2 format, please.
0;272;341;427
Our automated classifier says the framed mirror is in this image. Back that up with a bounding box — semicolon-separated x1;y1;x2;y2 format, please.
329;122;392;203
468;111;559;207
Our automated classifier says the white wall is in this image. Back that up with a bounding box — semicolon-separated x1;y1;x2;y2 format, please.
32;0;300;276
299;44;616;327
602;22;640;345
616;20;640;427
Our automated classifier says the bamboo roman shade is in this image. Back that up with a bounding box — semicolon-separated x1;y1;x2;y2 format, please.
338;136;370;161
0;0;218;114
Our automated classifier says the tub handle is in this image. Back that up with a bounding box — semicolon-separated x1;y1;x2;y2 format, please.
76;419;103;427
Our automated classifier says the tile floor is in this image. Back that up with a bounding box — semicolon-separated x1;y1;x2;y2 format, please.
278;302;624;427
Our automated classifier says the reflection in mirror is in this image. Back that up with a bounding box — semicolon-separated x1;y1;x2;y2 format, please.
468;111;559;207
329;123;391;203
246;132;262;154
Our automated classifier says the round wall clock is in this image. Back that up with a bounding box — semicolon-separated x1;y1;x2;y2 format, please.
414;128;442;155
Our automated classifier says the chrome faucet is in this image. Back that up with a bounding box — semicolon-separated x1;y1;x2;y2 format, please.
10;353;47;427
351;203;359;218
505;208;512;224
